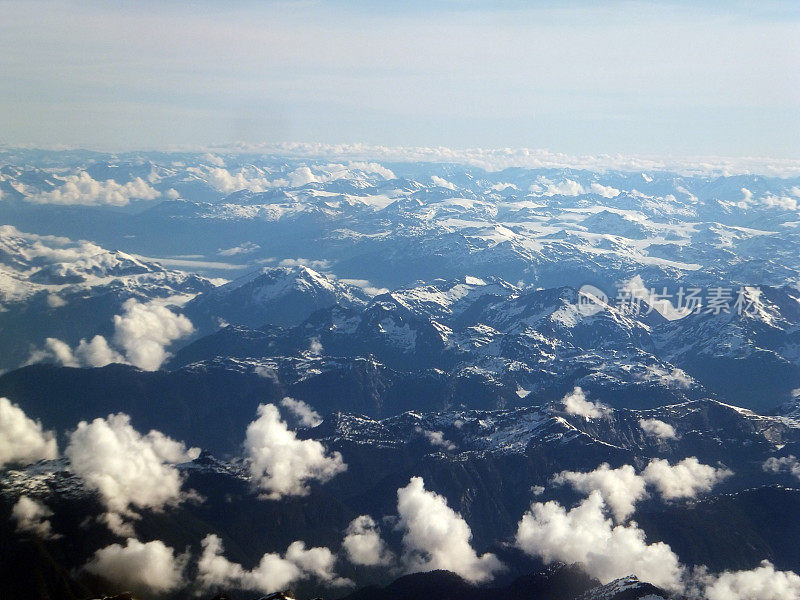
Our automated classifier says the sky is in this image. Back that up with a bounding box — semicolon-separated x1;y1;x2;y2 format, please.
1;0;799;158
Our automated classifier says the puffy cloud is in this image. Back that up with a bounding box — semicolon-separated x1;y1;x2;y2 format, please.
561;386;608;419
338;278;390;296
11;496;59;539
642;457;732;500
244;403;346;499
701;561;800;600
83;538;186;595
553;463;647;522
395;477;503;584
590;182;621;197
27;172;159;206
197;534;349;594
277;257;331;270
202;167;281;194
0;397;58;467
342;515;394;567
112;298;195;370
414;427;456;451
430;175;457;190
763;455;800;480
530;178;585;197
27;298;193;371
514;491;683;590
65;413;199;529
74;335;126;367
218;241;261;257
763;193;799;212
280;397;323;428
639;418;678;440
639;365;693;389
46;293;67;308
202;153;226;167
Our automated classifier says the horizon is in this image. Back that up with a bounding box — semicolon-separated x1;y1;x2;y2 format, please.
2;1;799;157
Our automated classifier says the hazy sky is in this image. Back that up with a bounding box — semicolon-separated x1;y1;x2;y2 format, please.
1;1;799;157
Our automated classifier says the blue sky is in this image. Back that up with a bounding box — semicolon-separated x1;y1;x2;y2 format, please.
1;0;798;157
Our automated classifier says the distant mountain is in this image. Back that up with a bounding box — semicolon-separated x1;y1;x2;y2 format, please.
182;266;370;333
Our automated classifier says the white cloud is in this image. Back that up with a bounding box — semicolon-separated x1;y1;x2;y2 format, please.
590;182;621;197
338;278;390;296
553;463;647;522
11;496;59;539
27;298;194;371
414;426;456;451
342;515;394;567
74;335;126;367
514;490;683;590
83;538;186;595
201;167;281;194
763;455;800;480
112;298;195;370
197;534;349;594
702;561;800;600
430;175;457;190
27;172;160;206
46;293;67;308
639;365;693;389
642;457;732;500
166;188;181;199
530;177;585;197
277;257;331;270
280;397;323;428
763;193;800;212
218;241;261;257
639;418;678;440
0;397;58;467
202;153;226;167
65;413;199;530
244;403;346;499
561;386;608;419
395;477;503;584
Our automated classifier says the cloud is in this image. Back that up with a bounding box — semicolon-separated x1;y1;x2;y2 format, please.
395;477;503;584
112;298;195;370
11;496;59;539
201;167;281;194
763;455;800;480
639;365;693;389
639;418;678;440
244;403;346;499
280;397;323;428
701;561;800;600
561;386;608;419
197;534;349;594
202;153;226;167
46;293;67;307
338;278;390;296
65;413;199;530
218;241;261;257
590;182;621;197
553;463;647;522
0;397;58;467
514;490;683;590
530;178;585;197
414;427;456;451
277;257;331;270
641;457;732;500
28;299;194;371
27;172;159;206
430;175;457;190
287;162;395;187
83;538;186;596
342;515;394;567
